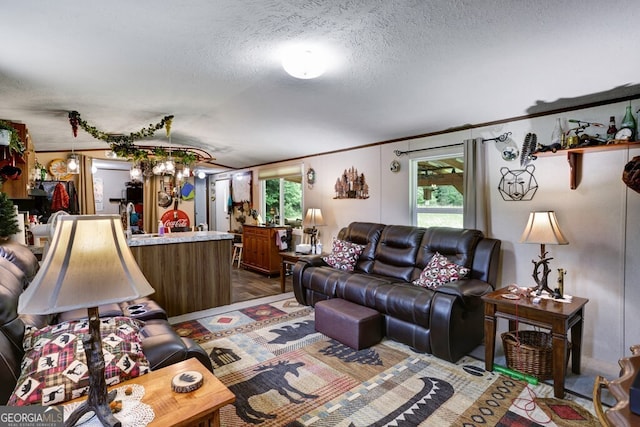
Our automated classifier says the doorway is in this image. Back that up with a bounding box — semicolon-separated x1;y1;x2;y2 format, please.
214;178;230;232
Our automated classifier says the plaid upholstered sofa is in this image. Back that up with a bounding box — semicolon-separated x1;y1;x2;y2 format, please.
0;240;212;405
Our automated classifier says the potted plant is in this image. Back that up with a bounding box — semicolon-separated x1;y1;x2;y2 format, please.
0;120;25;156
0;192;20;239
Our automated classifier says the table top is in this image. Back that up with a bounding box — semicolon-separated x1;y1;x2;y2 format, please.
66;358;235;427
280;251;326;261
483;287;589;317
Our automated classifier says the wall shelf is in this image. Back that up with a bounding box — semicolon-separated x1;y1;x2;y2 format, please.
534;141;640;189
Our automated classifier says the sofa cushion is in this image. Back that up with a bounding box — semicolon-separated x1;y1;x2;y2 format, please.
372;282;434;327
323;238;365;271
0;242;40;282
413;252;470;289
414;227;483;275
371;225;425;282
8;316;149;406
339;222;386;272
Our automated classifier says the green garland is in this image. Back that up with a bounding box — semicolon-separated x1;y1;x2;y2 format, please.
68;111;173;144
68;111;198;165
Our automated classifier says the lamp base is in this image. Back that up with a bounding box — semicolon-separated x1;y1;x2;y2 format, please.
65;390;119;427
531;254;554;297
65;307;121;427
310;227;318;255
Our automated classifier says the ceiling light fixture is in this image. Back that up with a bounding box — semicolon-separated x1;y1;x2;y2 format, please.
282;47;326;79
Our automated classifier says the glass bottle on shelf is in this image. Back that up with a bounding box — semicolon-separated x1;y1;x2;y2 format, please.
606;116;617;141
551;118;564;148
620;104;636;141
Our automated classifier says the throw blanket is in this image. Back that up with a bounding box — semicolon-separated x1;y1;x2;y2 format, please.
51;182;69;212
276;229;288;250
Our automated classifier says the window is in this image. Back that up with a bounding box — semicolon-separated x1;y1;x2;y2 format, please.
411;148;464;228
259;165;303;227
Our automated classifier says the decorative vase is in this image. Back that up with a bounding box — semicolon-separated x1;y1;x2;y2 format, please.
621;104;636;141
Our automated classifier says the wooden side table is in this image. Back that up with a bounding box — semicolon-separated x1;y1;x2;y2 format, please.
65;358;235;427
482;287;589;398
280;251;324;293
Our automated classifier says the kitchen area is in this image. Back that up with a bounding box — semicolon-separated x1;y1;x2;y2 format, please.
3;142;234;317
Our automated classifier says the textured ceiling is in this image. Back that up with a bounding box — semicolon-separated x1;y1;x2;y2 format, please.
1;1;639;171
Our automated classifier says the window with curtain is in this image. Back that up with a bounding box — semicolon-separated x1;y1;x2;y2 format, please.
411;147;464;228
258;164;303;227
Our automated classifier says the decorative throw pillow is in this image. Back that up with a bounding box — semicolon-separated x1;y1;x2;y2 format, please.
413;252;470;289
322;238;365;271
8;316;149;406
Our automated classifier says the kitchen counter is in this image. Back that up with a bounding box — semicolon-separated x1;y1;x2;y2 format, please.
127;231;233;317
127;230;234;247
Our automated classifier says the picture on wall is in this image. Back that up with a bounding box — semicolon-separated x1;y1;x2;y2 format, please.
334;166;369;199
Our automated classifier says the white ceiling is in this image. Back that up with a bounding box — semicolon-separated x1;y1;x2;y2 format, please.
2;1;640;171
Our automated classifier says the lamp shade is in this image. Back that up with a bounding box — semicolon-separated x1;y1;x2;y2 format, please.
519;211;569;245
303;208;325;227
18;215;155;315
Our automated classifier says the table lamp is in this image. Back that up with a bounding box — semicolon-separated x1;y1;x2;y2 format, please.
303;208;325;255
519;211;569;296
18;215;155;427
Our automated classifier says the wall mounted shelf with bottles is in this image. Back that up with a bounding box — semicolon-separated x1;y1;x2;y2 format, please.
535;141;640;189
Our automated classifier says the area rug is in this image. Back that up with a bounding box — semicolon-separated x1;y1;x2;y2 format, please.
171;296;598;426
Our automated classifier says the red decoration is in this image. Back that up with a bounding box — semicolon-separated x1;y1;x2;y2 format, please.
69;112;79;138
160;209;190;230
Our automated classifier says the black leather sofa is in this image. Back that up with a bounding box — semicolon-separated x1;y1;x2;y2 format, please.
293;222;501;363
0;240;212;405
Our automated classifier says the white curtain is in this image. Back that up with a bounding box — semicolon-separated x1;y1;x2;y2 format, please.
463;137;489;234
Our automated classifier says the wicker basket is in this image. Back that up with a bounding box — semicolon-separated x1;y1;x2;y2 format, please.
501;330;560;380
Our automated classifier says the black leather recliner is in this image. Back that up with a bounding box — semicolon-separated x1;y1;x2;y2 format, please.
293;222;501;363
0;240;212;405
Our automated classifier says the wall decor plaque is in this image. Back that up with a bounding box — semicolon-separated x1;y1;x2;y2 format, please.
334;166;369;199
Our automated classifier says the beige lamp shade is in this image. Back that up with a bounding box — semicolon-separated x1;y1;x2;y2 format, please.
520;211;569;245
303;208;325;227
18;215;155;315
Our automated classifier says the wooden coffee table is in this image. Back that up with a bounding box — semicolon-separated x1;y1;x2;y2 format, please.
482;287;589;398
65;358;235;426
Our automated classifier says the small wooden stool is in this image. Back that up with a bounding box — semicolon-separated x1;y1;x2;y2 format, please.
231;242;243;268
315;298;382;350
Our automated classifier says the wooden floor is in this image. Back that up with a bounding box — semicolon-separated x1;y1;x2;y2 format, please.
231;263;292;303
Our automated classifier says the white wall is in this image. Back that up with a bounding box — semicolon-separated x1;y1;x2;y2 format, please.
220;99;639;369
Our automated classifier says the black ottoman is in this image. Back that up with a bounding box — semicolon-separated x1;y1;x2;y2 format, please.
315;298;382;350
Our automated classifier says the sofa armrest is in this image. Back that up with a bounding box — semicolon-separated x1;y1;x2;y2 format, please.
140;319;207;371
292;256;328;305
180;337;214;372
296;255;327;268
434;279;493;310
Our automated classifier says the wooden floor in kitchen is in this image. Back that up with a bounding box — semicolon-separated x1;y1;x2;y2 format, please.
231;264;292;303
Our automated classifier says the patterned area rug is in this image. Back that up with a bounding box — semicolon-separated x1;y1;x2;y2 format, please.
171;297;598;426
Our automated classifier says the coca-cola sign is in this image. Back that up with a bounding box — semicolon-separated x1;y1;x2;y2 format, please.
160;209;191;230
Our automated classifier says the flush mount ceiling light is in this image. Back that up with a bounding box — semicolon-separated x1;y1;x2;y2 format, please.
282;47;327;79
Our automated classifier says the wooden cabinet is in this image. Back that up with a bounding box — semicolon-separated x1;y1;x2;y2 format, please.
242;225;289;276
1;122;35;199
129;237;232;317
